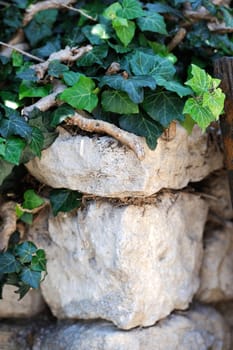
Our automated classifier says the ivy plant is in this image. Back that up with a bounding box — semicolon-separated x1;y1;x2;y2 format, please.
0;231;47;299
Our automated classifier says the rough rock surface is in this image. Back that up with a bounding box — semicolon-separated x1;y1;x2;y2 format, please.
196;222;233;303
29;192;208;329
26;125;223;197
33;305;231;350
0;285;45;318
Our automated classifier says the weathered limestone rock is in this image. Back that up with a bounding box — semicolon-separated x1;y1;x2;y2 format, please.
200;170;233;221
33;305;231;350
0;285;45;318
30;192;208;329
196;222;233;303
26;125;223;197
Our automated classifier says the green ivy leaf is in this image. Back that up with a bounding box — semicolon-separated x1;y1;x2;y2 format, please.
19;81;51;100
48;60;69;78
103;2;122;19
180;114;196;134
11;51;23;67
63;71;83;86
185;64;218;94
31;249;47;272
202;88;225;119
50;189;82;216
29;127;44;157
15;241;37;264
0;252;21;274
100;75;156;103
16;67;38;82
50;105;75;127
4;137;26;165
23;189;44;210
112;18;135;46
119;113;163;149
101;90;139;114
20;212;33;224
0;113;32;140
20;267;41;289
77;45;109;67
118;0;144;19
143;90;184;127
137;11;167;34
183;97;215;131
59;76;98;113
0;137;6;157
130;51;175;82
0;159;14;186
15;284;31;300
157;79;193;97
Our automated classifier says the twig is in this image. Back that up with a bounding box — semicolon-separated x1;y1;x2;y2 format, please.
22;81;66;116
16;199;50;215
0;201;17;251
66;112;145;160
0;41;44;62
32;45;92;79
61;4;97;21
23;0;76;25
167;28;187;52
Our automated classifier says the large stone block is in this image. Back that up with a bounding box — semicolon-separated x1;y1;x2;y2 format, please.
30;192;208;329
196;222;233;303
33;305;231;350
26;125;223;197
0;285;45;318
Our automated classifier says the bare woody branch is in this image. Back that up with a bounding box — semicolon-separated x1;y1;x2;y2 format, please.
23;0;76;25
66;112;145;160
167;28;187;52
0;41;43;62
32;45;92;79
22;81;66;116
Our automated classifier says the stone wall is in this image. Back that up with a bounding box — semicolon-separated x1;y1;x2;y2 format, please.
1;124;233;349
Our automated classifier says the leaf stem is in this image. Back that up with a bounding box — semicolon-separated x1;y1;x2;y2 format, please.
0;41;44;63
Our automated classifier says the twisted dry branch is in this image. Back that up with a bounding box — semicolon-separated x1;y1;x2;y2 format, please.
32;45;92;79
0;201;17;251
23;0;77;25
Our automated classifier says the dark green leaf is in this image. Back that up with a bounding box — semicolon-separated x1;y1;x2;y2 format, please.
20;213;33;225
48;60;69;78
15;283;31;300
59;76;98;113
51;105;75;127
23;189;44;210
15;241;37;264
137;11;167;34
20;268;41;289
118;0;144;19
143;90;184;127
19;81;51;100
0;114;32;140
158;79;193;97
63;71;83;86
31;249;47;272
119;113;163;149
49;189;82;216
0;159;14;186
16;68;39;82
77;45;109;67
130;51;175;82
4;137;26;165
29;127;44;157
11;51;23;67
0;252;21;274
101;90;139;114
100;75;156;103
